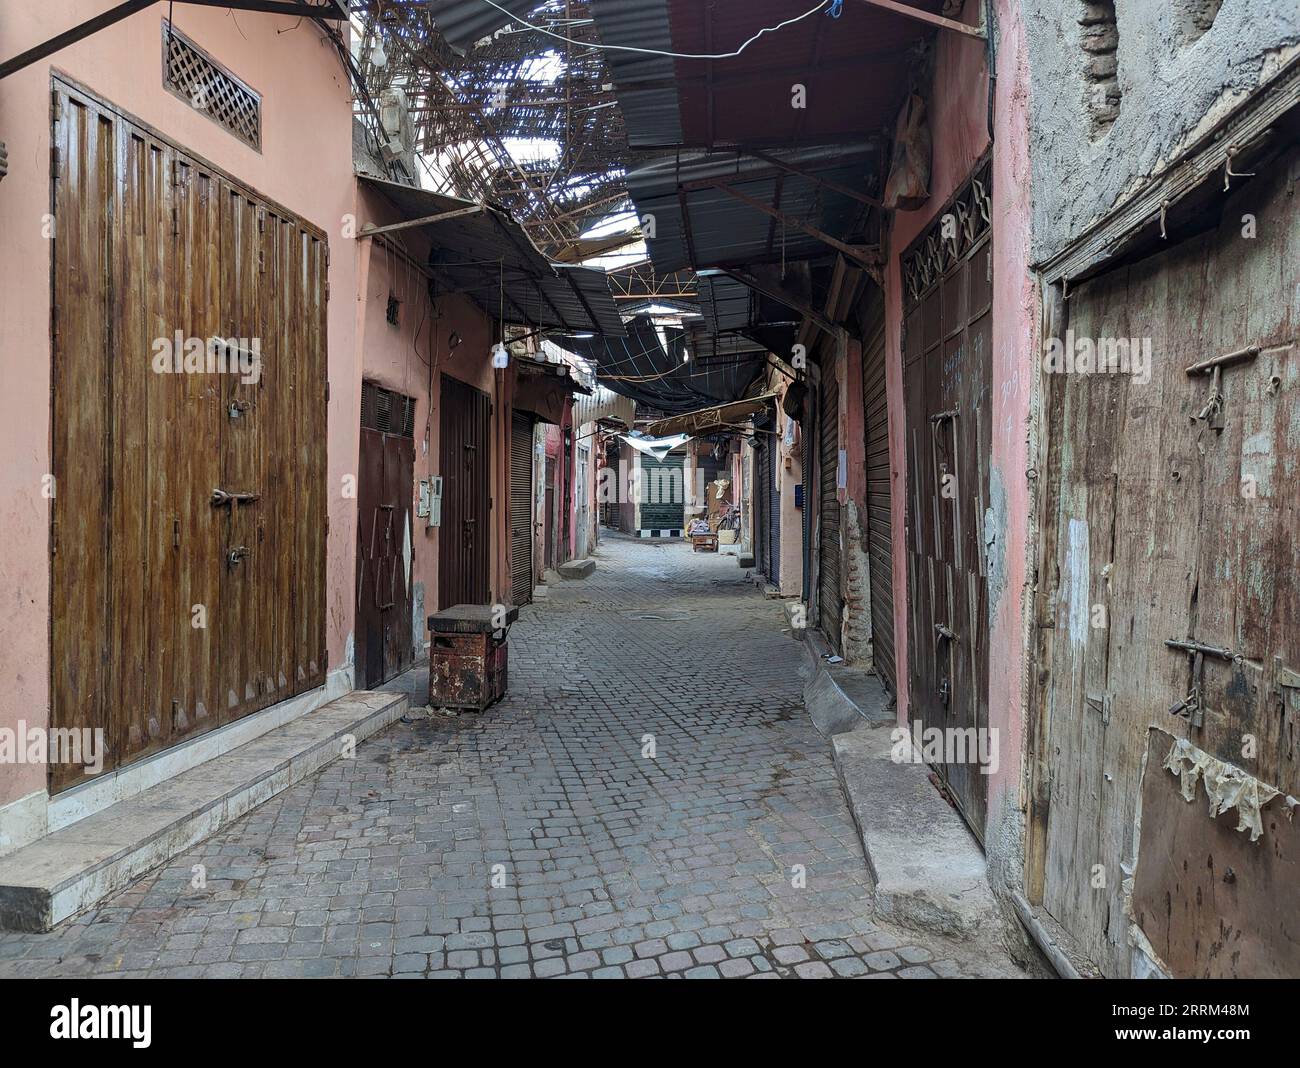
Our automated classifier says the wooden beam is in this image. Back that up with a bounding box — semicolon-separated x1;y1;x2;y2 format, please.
358;205;485;238
183;0;347;18
851;0;985;39
0;0;154;81
712;183;880;270
725;268;838;337
747;150;882;209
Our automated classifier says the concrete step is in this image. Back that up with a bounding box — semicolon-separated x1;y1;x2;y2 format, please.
0;690;407;932
832;724;1000;940
558;558;596;579
803;654;894;737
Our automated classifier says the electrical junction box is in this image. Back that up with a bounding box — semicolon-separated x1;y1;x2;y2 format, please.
416;479;430;519
426;476;443;528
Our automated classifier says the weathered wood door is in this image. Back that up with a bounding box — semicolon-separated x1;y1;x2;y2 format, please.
50;79;327;790
356;385;416;688
901;165;993;840
438;374;491;608
1031;145;1300;977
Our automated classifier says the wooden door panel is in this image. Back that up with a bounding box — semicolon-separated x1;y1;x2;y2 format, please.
1037;145;1300;975
50;80;327;789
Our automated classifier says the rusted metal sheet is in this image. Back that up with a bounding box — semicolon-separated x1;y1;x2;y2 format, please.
1131;729;1300;978
901;162;993;841
1031;143;1300;975
427;604;518;710
438;374;491;608
49;79;327;790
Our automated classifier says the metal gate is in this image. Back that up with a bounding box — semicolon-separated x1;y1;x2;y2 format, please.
862;289;896;691
818;356;843;653
49;79;328;791
438;374;491;608
901;163;992;840
766;426;781;585
356;384;416;688
509;412;534;606
754;436;770;572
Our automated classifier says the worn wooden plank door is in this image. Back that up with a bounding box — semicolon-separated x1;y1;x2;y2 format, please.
901;165;993;840
438;374;491;608
356;389;416;689
1034;144;1300;976
49;79;327;791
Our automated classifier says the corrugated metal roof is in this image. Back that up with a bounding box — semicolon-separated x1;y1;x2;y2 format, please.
359;175;624;337
624;144;878;274
555;314;764;413
697;271;754;334
425;0;541;55
590;0;683;148
591;0;947;149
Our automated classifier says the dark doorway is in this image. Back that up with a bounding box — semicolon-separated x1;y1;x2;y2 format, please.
356;383;416;689
438;374;491;608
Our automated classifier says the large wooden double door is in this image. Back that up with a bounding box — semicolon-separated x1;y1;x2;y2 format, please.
50;80;328;790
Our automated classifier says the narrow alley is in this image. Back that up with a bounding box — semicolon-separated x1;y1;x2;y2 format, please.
2;0;1298;1020
0;535;1020;979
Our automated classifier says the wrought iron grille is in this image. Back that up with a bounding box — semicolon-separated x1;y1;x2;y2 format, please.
163;23;261;151
902;162;993;307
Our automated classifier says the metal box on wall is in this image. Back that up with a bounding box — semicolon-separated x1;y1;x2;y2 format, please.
427;604;519;711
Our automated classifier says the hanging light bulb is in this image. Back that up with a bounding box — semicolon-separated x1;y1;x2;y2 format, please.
491;342;509;369
370;39;387;68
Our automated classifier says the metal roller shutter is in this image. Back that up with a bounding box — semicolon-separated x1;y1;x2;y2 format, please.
861;293;895;691
819;363;842;653
509;412;534;606
767;427;781;586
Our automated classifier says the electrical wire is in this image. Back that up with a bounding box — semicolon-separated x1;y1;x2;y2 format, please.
476;0;833;59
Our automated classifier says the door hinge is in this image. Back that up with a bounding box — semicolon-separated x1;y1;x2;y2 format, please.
50;145;60;179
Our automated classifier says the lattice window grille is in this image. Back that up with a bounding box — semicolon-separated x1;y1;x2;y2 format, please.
163;22;261;151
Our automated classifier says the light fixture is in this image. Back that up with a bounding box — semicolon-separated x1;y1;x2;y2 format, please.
491;342;509;368
370;40;387;68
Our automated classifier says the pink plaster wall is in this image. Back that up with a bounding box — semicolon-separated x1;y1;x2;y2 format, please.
882;0;1035;833
353;187;508;623
0;6;356;808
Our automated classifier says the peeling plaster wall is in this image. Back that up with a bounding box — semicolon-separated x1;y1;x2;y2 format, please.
883;0;1036;876
1022;0;1300;262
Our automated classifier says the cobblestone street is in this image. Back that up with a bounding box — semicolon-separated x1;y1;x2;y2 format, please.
0;533;1024;979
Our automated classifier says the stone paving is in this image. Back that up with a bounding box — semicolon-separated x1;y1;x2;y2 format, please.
0;531;1025;979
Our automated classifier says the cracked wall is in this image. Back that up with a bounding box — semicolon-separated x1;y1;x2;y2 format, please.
1023;0;1300;262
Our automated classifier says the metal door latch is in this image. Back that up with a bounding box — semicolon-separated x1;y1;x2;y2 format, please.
1165;637;1241;730
211;488;261;507
227;546;251;567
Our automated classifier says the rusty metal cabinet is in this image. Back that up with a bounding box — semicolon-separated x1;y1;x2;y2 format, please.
427;604;518;711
